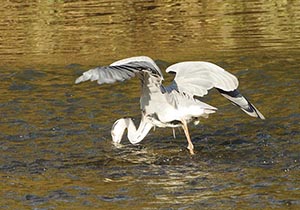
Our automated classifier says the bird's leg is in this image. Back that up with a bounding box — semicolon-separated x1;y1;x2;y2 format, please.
181;120;195;155
172;128;176;139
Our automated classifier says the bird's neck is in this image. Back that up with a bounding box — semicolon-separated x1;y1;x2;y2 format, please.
111;116;153;145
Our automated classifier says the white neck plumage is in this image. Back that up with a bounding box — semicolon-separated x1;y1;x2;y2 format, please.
111;116;153;145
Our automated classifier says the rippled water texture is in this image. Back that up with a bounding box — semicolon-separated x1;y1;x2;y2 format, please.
0;0;300;209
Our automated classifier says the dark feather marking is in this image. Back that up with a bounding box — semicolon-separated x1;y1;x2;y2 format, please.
216;88;262;117
216;88;242;97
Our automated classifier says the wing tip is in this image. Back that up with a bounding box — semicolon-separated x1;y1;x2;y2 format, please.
75;77;81;84
250;102;265;120
255;108;266;120
242;102;266;120
75;75;85;84
75;71;93;84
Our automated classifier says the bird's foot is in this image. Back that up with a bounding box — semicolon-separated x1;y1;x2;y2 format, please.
187;144;195;155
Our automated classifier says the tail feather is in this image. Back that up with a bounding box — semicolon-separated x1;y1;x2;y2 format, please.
216;88;265;120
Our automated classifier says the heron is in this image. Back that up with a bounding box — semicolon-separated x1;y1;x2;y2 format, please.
75;56;265;155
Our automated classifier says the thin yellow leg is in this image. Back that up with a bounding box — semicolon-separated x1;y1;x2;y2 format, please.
182;120;195;155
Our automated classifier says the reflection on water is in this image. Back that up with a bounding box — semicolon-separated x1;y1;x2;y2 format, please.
0;0;300;67
0;0;300;209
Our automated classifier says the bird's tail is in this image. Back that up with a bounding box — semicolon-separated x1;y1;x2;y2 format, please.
216;88;265;120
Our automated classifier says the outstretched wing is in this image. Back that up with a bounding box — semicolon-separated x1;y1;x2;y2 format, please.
75;56;163;85
165;61;238;97
165;61;265;119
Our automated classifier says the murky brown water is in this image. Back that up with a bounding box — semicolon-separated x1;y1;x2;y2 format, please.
1;0;300;209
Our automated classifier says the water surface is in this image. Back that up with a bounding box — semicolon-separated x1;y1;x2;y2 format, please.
0;0;299;209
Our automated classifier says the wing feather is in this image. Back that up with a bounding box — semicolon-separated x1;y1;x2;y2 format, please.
166;61;238;97
165;61;265;119
75;56;163;85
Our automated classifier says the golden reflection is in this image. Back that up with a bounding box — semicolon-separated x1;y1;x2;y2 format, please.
0;0;299;67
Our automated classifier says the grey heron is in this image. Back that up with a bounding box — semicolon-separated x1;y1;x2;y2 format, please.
75;56;265;155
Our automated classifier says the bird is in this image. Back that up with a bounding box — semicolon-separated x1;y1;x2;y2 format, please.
75;56;265;155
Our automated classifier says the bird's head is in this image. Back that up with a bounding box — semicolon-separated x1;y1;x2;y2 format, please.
111;118;129;144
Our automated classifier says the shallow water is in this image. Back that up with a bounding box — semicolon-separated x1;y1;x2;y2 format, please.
0;0;300;209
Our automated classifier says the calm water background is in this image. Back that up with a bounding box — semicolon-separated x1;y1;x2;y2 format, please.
0;0;299;209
